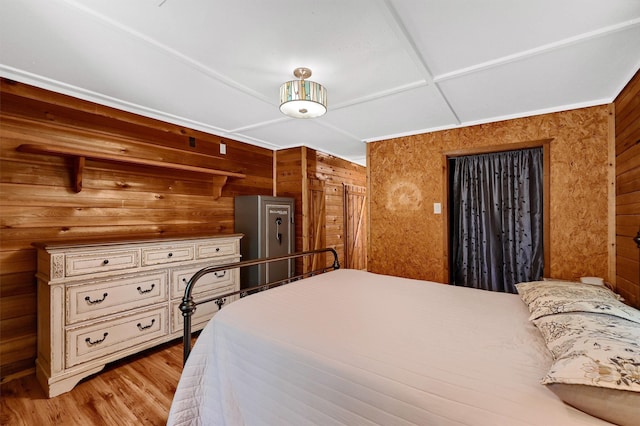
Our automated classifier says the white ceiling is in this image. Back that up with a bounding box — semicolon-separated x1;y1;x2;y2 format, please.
1;0;639;165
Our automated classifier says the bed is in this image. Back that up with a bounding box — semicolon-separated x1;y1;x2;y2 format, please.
168;255;640;426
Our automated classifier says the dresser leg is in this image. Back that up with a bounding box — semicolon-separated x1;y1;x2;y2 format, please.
36;361;105;398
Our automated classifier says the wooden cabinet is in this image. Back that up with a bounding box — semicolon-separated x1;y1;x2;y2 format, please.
34;234;242;397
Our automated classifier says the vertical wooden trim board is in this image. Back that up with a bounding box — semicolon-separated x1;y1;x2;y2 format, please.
366;142;372;270
441;153;450;283
273;151;278;196
543;142;551;277
607;103;616;285
301;147;310;271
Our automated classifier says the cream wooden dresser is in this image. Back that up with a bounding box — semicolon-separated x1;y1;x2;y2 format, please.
34;234;242;397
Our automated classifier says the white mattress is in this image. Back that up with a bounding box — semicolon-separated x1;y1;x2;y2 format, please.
167;269;613;425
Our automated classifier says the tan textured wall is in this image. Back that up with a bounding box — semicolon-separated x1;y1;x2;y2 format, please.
368;106;611;283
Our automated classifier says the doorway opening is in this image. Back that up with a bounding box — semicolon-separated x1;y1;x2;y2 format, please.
444;140;551;292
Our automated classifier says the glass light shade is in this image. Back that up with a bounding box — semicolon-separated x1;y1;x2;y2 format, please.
279;79;327;118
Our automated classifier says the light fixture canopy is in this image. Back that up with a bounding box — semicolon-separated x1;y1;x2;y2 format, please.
279;67;327;119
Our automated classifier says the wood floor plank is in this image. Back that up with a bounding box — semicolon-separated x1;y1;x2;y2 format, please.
0;339;186;426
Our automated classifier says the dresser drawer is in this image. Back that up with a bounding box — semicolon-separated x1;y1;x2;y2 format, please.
66;307;167;368
196;239;239;259
171;262;238;298
66;272;168;324
65;250;139;277
141;244;194;266
171;298;214;334
170;294;238;333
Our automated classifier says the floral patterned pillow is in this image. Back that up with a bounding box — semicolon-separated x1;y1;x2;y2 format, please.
532;313;640;425
515;280;640;324
533;312;640;361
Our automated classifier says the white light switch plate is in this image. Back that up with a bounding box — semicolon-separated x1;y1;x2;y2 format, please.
434;203;441;214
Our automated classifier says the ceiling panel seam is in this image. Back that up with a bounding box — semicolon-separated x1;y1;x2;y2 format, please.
434;17;640;83
330;81;428;110
59;0;274;106
381;0;461;125
229;117;362;144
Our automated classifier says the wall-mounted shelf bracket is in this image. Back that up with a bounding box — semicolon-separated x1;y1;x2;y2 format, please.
17;144;245;199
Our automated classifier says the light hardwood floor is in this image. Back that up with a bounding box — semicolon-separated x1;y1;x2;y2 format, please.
0;339;186;426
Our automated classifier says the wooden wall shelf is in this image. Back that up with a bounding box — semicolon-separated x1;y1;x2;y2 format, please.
17;144;246;198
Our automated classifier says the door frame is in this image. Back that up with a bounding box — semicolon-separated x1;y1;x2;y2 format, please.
442;138;552;283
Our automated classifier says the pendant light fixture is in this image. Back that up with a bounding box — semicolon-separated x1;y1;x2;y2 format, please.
279;67;327;119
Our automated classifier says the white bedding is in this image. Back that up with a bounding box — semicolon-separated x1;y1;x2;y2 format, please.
167;269;613;425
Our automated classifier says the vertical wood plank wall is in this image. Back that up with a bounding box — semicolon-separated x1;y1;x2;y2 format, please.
274;147;307;272
0;79;274;381
344;184;367;270
614;70;640;306
275;147;367;270
368;105;612;284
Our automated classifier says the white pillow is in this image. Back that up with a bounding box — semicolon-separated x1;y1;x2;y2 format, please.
515;280;640;324
533;312;640;426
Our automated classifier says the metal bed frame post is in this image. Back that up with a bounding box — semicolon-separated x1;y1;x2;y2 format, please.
179;247;340;364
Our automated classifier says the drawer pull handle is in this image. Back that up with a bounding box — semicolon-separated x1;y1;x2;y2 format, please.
102;259;109;265
137;319;156;331
85;293;108;305
86;332;108;346
168;252;173;258
216;247;220;252
137;284;155;294
214;271;226;278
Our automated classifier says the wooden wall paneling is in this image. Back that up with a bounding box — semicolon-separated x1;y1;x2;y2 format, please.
325;182;344;255
323;182;344;268
0;80;274;381
314;154;367;185
307;148;366;270
369;106;612;284
344;184;367;270
0;250;38;378
614;70;640;119
2;116;231;174
1;80;274;174
0;91;273;195
274;147;305;273
275;146;367;273
614;69;640;307
307;179;327;271
1;122;247;199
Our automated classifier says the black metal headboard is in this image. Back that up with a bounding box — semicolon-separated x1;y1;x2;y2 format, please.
179;247;340;364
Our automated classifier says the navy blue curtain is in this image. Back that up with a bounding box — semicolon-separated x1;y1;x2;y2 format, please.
451;148;544;293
